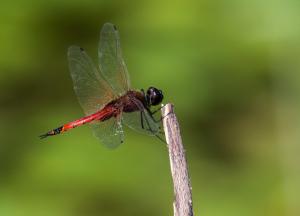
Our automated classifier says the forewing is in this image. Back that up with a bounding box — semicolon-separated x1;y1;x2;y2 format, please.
98;23;130;96
68;46;116;115
122;98;161;136
90;117;124;149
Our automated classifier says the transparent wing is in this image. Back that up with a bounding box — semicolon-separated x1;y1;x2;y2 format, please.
68;46;116;115
90;116;124;149
98;23;130;96
122;98;161;136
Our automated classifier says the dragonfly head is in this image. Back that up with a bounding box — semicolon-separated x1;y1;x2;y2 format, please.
146;87;164;106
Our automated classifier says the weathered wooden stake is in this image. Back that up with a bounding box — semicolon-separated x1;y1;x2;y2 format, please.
162;103;194;216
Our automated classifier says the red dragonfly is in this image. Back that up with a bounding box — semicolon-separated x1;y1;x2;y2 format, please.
40;23;164;148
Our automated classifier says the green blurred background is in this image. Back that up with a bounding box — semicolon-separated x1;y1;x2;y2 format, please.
1;0;299;215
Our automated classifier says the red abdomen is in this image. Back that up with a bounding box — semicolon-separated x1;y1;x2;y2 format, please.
63;105;116;131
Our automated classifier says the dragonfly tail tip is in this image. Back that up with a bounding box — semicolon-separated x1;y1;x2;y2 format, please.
39;133;48;139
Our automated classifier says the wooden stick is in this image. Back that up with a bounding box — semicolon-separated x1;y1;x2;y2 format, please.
162;103;194;216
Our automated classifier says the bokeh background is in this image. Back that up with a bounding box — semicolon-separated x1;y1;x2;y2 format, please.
1;0;299;215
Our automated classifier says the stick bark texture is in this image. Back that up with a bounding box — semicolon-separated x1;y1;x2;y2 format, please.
162;103;194;216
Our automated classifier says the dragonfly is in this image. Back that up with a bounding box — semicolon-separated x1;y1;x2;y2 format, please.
40;23;164;148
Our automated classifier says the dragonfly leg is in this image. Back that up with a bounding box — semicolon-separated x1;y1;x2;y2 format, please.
143;109;170;135
149;109;171;123
150;103;168;115
140;111;145;130
144;107;164;124
140;111;163;134
141;111;166;144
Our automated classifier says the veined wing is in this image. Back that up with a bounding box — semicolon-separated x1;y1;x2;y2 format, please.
68;46;116;115
90;113;124;149
98;23;130;96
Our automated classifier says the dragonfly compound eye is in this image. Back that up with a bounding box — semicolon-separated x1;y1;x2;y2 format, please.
147;87;164;106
